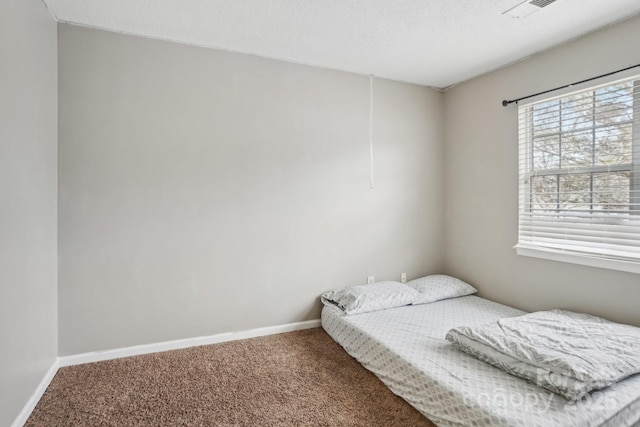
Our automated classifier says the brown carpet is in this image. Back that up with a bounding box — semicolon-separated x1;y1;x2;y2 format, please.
27;328;436;426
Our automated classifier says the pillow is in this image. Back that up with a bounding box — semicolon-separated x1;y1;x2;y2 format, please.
407;275;477;305
321;281;419;315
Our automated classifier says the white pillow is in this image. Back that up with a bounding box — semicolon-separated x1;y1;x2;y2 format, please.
407;275;477;305
321;281;419;315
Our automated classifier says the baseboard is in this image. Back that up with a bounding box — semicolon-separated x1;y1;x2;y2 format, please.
11;357;60;427
59;319;321;367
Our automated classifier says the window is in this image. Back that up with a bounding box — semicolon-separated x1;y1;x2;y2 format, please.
516;75;640;273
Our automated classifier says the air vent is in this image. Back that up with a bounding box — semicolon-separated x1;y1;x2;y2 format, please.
529;0;556;7
503;0;557;18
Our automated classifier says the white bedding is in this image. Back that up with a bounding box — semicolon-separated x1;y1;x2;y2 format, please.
446;309;640;401
321;295;640;427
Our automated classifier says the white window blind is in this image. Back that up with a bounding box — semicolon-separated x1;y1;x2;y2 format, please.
516;75;640;271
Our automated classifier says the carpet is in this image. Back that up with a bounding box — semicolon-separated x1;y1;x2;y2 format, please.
26;327;436;426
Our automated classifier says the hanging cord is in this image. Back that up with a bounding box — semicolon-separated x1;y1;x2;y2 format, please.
502;63;640;107
369;75;374;189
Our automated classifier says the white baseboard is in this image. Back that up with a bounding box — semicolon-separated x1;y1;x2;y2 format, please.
11;358;60;427
59;319;321;367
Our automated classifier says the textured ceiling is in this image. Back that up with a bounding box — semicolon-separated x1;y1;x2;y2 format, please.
42;0;640;88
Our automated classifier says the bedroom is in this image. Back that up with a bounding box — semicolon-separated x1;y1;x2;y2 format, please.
2;0;640;426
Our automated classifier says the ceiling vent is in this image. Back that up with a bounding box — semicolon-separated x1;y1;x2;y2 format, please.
503;0;557;18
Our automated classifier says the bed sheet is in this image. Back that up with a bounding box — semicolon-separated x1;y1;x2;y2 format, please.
321;295;640;427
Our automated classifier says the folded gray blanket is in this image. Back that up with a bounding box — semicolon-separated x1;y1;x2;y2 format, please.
446;309;640;400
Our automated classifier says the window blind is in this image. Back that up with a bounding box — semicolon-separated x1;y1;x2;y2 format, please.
517;75;640;266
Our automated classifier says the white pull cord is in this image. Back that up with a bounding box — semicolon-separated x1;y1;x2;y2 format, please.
369;74;374;190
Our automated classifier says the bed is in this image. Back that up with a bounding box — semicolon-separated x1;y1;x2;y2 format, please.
321;292;640;426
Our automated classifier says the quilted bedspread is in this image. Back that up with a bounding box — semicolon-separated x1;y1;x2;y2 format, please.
446;309;640;400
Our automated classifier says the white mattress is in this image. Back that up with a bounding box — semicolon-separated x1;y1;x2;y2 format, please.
321;295;640;427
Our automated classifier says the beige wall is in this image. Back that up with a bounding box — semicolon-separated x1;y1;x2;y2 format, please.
58;24;445;355
444;14;640;327
0;0;58;424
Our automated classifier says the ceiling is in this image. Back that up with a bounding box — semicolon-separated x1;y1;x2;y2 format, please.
42;0;640;89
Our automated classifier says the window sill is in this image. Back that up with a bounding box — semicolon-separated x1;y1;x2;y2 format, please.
514;244;640;275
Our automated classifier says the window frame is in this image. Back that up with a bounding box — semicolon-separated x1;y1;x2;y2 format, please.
515;76;640;274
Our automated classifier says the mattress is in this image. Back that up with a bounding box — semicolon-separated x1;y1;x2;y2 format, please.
321;295;640;427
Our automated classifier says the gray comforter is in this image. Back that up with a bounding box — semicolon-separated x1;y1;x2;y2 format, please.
446;309;640;400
